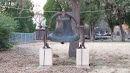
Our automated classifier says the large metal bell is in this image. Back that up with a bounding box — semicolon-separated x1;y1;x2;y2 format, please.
48;18;79;42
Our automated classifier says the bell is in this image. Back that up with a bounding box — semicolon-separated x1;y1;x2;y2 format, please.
48;17;79;42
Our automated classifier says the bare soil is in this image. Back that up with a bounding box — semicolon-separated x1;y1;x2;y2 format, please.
0;41;130;73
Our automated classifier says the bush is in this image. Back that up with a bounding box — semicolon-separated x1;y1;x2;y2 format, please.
0;14;17;50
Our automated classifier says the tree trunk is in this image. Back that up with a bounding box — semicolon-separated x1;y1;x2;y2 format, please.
69;0;80;58
111;30;114;42
116;8;125;42
92;25;94;41
90;25;92;42
119;24;125;42
90;25;94;42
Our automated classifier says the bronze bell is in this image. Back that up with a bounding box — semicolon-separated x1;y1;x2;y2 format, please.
43;10;80;48
48;17;79;42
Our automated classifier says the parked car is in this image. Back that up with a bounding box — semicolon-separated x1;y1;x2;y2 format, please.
95;34;111;40
127;35;130;39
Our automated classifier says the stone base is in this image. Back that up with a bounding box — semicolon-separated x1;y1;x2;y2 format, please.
76;48;89;69
39;48;52;66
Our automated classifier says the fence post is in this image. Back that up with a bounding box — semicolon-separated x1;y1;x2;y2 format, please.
20;33;22;43
25;33;26;43
34;32;36;41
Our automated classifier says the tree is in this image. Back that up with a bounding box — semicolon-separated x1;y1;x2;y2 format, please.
104;2;116;41
0;0;35;33
102;0;130;41
69;0;80;58
80;0;103;41
69;0;103;57
0;13;17;50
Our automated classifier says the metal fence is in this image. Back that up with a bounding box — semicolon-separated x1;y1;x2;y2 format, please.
35;29;45;40
9;32;35;43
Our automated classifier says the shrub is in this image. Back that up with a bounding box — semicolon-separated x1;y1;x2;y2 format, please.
0;14;17;50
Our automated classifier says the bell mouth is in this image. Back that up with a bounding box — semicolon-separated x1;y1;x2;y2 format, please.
61;42;64;44
48;33;80;42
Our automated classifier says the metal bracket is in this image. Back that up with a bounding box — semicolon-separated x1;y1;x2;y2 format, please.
78;26;86;49
43;27;50;48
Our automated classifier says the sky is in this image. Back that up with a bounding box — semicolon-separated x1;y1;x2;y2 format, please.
31;0;47;14
31;0;47;29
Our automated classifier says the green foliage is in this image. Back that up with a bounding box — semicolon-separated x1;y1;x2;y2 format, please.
0;0;35;33
80;0;103;26
0;14;17;50
125;12;130;27
123;1;130;27
44;0;130;29
44;0;71;30
103;0;130;26
104;2;116;32
15;17;35;33
44;0;103;30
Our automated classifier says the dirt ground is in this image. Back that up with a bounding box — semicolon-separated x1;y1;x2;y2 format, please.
0;41;130;73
